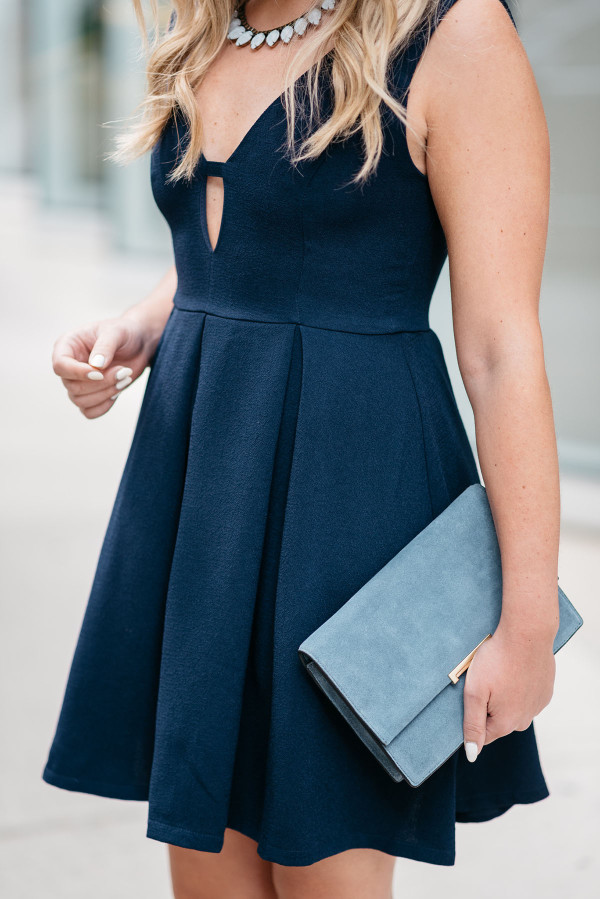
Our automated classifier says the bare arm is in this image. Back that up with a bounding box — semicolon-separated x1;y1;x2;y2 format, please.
120;263;177;358
416;0;558;756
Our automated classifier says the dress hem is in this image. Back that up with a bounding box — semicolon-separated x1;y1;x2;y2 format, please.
146;816;456;867
42;765;149;801
455;784;550;823
41;765;551;866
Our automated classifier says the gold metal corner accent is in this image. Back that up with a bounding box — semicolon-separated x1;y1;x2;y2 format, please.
448;633;492;684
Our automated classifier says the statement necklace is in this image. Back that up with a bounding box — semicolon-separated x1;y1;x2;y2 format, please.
228;0;336;50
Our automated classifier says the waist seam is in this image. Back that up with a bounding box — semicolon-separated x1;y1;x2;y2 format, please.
173;303;431;336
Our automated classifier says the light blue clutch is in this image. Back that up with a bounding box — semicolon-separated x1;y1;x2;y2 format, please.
298;483;584;787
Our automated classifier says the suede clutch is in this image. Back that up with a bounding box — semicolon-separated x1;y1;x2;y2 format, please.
297;483;584;787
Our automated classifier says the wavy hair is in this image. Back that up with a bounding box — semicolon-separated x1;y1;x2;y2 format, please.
107;0;442;184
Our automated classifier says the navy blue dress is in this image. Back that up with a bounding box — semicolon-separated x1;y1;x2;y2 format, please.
42;0;550;867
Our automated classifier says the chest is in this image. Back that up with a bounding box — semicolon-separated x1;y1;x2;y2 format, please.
150;49;441;279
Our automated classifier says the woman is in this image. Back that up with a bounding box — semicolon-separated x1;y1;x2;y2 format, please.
43;0;560;896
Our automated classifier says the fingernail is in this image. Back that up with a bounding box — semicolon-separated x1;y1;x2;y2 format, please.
110;393;119;400
87;370;104;380
464;741;479;762
90;354;105;367
115;367;133;381
115;376;132;391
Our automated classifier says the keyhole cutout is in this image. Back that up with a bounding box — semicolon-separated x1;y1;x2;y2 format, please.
205;174;225;253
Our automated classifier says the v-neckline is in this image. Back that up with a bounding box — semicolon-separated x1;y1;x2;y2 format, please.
199;47;335;168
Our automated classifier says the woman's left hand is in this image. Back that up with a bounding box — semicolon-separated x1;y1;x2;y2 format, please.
462;620;557;762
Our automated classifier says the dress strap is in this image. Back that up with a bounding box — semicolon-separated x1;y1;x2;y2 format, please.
199;158;226;178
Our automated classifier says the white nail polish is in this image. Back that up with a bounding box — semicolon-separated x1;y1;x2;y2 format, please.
464;741;479;762
115;367;133;381
87;370;104;380
90;354;105;367
115;376;132;391
110;393;119;400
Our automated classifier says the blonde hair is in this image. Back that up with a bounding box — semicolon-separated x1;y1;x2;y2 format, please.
108;0;442;184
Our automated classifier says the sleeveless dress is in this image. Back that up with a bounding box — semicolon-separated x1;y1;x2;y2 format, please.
42;0;551;867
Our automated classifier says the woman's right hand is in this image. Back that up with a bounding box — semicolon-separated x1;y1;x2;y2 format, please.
51;313;163;419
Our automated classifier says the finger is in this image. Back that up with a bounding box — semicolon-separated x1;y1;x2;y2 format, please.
463;677;490;762
483;715;511;746
514;716;534;732
68;371;135;408
52;331;103;381
78;394;119;420
67;384;120;410
61;377;108;398
61;366;134;397
54;351;106;382
483;712;530;746
86;322;130;371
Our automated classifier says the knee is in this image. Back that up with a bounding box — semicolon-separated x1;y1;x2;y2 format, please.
172;878;276;899
171;880;214;899
171;887;203;899
173;884;275;899
270;865;324;899
270;851;396;899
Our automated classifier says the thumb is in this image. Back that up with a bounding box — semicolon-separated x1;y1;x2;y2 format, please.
462;673;488;763
87;321;128;370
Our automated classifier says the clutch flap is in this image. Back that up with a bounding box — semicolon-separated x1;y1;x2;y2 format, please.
299;482;585;782
298;484;504;747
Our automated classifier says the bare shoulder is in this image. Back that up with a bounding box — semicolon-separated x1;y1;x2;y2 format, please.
423;0;529;97
405;0;541;176
431;0;520;44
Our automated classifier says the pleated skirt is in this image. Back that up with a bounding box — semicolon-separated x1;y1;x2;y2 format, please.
42;307;550;866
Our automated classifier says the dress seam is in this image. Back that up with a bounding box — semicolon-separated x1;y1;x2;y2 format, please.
260;324;304;829
292;146;333;322
293;173;305;323
228;324;303;832
173;305;431;337
399;332;435;519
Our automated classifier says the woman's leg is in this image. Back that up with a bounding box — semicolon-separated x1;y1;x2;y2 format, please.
271;848;396;899
168;828;277;899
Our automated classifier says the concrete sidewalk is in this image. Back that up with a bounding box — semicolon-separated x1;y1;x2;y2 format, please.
1;177;598;897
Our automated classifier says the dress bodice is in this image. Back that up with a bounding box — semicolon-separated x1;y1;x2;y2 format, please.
150;39;448;335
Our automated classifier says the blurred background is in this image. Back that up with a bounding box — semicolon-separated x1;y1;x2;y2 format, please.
0;0;598;896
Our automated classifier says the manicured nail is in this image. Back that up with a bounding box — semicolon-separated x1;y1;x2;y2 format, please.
464;741;479;762
115;376;132;391
90;354;105;367
110;393;119;400
115;367;133;381
87;370;104;380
